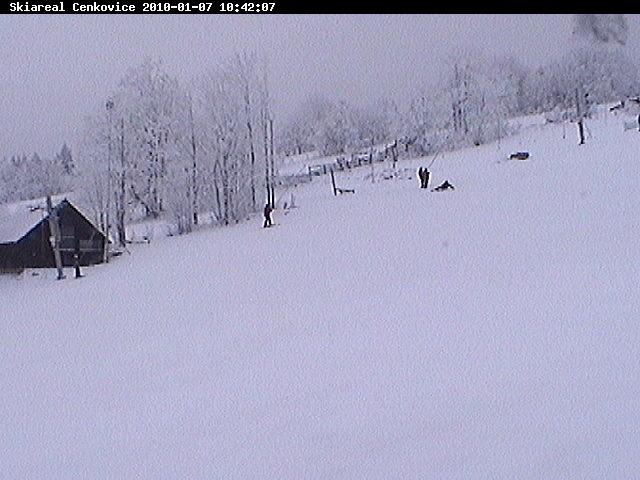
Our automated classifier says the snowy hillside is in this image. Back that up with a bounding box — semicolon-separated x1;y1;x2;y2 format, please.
1;114;639;479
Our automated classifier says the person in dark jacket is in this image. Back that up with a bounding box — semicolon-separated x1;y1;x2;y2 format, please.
423;168;430;189
417;167;424;188
263;203;273;228
73;236;83;278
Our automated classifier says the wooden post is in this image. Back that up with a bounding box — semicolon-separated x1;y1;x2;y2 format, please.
392;140;398;171
330;168;337;196
46;196;65;280
577;120;585;145
576;88;585;145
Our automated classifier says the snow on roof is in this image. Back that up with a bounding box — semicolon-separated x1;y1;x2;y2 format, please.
0;193;102;243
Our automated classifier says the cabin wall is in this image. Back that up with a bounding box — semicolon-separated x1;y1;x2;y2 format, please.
0;202;106;269
57;205;106;266
14;221;56;268
0;243;22;271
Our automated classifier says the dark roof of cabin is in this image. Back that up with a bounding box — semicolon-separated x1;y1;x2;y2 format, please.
0;194;105;244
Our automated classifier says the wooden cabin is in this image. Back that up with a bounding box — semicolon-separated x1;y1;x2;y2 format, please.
0;197;106;272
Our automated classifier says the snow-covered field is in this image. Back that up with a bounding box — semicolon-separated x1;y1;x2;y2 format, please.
1;114;639;478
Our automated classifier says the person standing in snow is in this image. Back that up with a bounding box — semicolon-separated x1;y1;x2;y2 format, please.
417;167;430;189
263;203;273;228
73;236;83;278
423;168;430;189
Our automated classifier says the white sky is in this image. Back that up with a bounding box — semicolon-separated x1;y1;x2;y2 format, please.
0;14;637;158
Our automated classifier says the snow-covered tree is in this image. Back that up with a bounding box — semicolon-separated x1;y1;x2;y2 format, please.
403;95;439;154
351;104;391;148
278;95;334;156
0;151;70;203
77;59;192;243
55;143;75;176
315;100;357;155
436;55;512;147
117;59;186;220
195;60;259;225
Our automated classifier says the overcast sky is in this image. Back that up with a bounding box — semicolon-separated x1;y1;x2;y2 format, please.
0;14;637;159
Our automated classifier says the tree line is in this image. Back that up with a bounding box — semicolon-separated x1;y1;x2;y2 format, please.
1;16;638;246
279;44;639;158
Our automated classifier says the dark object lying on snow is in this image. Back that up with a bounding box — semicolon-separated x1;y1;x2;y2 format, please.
610;101;625;112
510;151;530;160
432;180;455;192
336;187;355;194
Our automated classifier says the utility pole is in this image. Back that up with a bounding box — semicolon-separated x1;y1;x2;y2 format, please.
269;116;276;208
104;99;114;263
46;196;65;280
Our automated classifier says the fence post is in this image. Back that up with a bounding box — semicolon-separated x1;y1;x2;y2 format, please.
330;168;337;196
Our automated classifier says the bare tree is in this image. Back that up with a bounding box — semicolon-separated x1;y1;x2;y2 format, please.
233;52;259;211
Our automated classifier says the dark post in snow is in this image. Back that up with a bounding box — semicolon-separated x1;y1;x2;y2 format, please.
330;168;338;196
391;139;398;171
577;119;585;145
575;88;586;145
46;196;65;280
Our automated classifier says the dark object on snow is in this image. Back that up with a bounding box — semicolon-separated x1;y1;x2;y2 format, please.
73;237;83;279
432;180;455;192
330;168;355;195
417;167;430;188
610;101;625;112
263;203;273;228
510;152;530;160
0;198;107;271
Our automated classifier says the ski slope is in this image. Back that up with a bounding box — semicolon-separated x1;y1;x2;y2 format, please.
1;114;639;479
